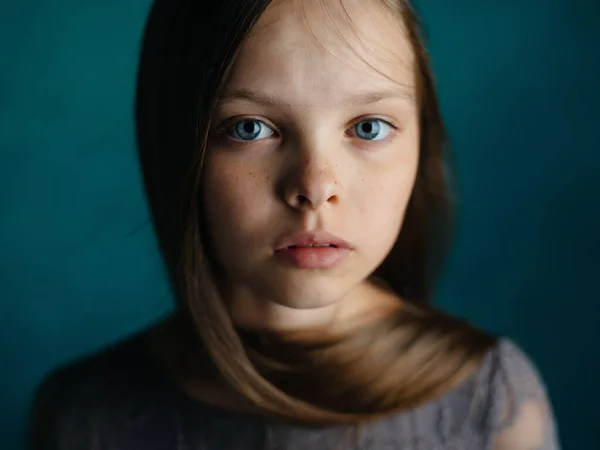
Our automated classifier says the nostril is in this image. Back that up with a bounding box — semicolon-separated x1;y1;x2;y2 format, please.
325;194;339;205
297;195;311;206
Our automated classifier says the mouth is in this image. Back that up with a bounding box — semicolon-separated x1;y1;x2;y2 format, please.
287;244;338;248
274;231;352;252
273;231;352;269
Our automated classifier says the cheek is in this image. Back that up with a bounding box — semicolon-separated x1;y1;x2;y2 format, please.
365;169;416;226
357;148;419;246
385;163;418;215
202;156;270;246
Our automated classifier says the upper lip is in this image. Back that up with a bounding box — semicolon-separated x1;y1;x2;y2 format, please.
274;231;352;251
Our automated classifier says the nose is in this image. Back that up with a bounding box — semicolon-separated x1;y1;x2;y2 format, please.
282;155;341;210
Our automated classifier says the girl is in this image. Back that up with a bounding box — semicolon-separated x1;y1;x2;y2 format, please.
31;0;560;449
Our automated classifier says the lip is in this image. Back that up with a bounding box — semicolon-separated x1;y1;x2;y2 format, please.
273;231;352;270
274;231;352;251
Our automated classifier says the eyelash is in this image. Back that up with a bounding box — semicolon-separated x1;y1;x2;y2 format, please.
216;116;398;145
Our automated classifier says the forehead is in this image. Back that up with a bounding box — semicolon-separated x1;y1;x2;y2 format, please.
221;0;415;107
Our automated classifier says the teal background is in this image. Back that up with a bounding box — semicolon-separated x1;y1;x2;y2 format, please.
1;0;598;448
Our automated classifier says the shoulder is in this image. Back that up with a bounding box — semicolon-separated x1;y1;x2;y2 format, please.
486;339;549;409
29;332;173;450
475;338;560;450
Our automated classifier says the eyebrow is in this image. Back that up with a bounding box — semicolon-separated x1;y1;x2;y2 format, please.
218;87;416;108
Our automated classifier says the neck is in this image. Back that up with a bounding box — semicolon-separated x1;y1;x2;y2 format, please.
230;281;403;338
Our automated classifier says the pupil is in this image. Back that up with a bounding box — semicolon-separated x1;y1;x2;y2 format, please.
243;122;256;133
362;123;373;133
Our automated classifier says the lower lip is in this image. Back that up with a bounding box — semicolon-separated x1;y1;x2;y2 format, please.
274;246;350;269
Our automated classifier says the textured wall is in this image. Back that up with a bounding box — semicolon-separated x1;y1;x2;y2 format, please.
1;0;598;448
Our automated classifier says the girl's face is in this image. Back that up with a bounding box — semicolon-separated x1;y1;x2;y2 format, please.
203;0;419;331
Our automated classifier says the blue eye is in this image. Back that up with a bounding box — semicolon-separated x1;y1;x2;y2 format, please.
353;119;391;141
229;120;274;141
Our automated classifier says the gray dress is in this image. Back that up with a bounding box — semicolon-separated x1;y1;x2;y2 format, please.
31;337;560;450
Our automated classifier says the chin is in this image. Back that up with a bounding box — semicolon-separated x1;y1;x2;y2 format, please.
270;296;336;310
259;275;355;310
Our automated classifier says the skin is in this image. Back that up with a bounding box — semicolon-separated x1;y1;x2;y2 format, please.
202;0;420;334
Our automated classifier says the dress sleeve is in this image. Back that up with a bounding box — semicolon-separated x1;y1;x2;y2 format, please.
489;339;560;450
30;370;64;450
29;363;101;450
